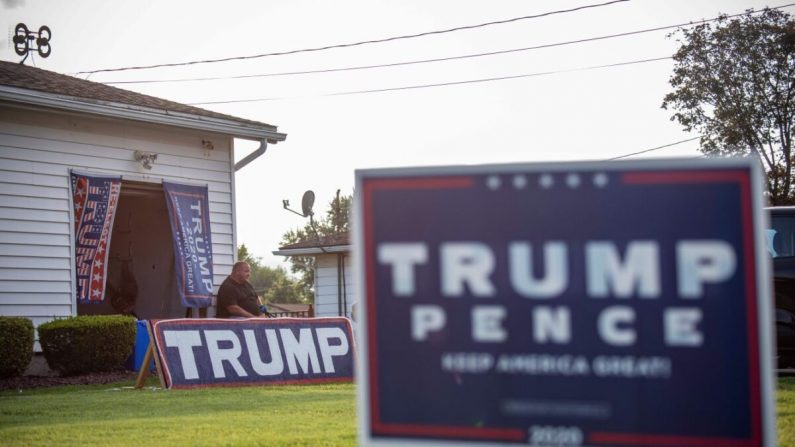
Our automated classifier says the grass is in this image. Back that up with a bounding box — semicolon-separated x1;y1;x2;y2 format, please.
779;377;795;446
0;377;356;446
2;377;794;446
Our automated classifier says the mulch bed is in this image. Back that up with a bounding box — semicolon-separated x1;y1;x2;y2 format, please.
0;371;139;391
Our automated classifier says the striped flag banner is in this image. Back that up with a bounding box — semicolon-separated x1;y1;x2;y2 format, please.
70;171;121;304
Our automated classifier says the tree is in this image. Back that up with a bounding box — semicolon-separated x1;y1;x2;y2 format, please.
236;244;311;303
662;8;795;204
280;190;351;291
261;275;310;304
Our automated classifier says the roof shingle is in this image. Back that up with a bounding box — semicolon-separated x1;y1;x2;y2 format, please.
279;231;350;250
0;60;277;130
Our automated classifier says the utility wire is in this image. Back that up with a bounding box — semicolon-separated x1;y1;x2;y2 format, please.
75;0;629;75
188;56;672;105
607;136;702;160
105;3;795;86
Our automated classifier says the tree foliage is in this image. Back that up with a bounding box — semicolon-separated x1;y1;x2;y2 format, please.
280;190;352;292
236;244;311;303
662;8;795;204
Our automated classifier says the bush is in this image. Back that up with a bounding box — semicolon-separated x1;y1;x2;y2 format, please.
39;315;136;376
0;317;34;379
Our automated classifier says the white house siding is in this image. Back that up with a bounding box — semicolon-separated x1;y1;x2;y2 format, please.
313;253;354;317
0;106;237;338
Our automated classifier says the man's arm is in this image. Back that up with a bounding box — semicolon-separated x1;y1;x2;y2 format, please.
225;304;257;318
255;295;272;318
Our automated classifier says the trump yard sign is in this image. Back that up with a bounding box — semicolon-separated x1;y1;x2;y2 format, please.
147;317;355;389
354;159;775;447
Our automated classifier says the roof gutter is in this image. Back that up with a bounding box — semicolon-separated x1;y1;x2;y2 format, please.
272;245;351;256
0;85;287;142
235;138;268;171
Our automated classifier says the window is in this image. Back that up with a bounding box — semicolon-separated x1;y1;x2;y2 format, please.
768;214;795;258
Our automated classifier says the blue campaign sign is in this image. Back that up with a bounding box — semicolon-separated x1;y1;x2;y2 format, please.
354;159;775;447
163;181;214;308
149;317;355;389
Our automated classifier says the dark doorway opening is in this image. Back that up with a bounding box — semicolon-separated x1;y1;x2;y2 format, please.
77;181;183;319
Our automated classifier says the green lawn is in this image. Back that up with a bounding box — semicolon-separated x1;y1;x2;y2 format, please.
2;377;794;446
779;377;795;446
0;377;356;446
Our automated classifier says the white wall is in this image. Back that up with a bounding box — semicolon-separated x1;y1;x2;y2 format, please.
313;253;354;317
0;105;237;336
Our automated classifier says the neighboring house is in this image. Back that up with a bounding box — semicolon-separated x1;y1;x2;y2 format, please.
273;232;354;318
0;60;286;343
265;302;314;318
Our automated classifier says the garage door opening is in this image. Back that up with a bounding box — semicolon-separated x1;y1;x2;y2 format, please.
77;181;184;319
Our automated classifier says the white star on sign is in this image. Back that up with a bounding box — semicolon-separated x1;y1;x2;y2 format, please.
593;173;609;188
566;173;581;188
486;175;501;190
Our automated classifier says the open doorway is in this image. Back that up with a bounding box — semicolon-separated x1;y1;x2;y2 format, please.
77;181;183;319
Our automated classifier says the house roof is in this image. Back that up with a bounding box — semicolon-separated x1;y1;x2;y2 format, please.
266;302;312;313
273;231;351;256
0;60;286;142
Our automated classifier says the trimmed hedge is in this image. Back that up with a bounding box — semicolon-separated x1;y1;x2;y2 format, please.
0;317;34;379
39;315;136;376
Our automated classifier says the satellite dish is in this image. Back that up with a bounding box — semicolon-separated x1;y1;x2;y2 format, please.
283;190;317;219
301;190;315;217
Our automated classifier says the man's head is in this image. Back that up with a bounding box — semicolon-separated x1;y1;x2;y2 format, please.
230;261;251;284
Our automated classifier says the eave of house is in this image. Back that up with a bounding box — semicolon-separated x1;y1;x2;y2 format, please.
0;84;287;142
272;245;351;256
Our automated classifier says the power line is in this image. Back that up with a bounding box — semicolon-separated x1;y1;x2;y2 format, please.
105;4;795;86
188;56;673;105
76;0;629;76
607;136;701;160
103;25;680;85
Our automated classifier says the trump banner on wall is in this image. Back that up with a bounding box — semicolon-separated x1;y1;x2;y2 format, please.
70;170;121;304
354;158;775;447
163;181;213;308
147;317;355;389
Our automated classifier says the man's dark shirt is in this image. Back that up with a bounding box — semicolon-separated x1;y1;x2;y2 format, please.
216;276;260;318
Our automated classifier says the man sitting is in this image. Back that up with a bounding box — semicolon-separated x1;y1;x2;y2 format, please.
216;261;270;318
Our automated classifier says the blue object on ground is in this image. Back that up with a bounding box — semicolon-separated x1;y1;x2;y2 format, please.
126;320;155;372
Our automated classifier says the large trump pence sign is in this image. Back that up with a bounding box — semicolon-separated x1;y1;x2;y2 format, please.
354;159;775;447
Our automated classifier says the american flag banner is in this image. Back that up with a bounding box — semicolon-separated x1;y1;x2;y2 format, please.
70;171;122;304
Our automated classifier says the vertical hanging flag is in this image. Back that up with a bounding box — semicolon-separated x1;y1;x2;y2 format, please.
163;182;214;308
70;171;122;304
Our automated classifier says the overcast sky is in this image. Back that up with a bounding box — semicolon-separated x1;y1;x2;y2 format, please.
2;0;790;269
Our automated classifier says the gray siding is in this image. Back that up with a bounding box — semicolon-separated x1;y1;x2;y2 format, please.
0;106;238;342
313;253;355;317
